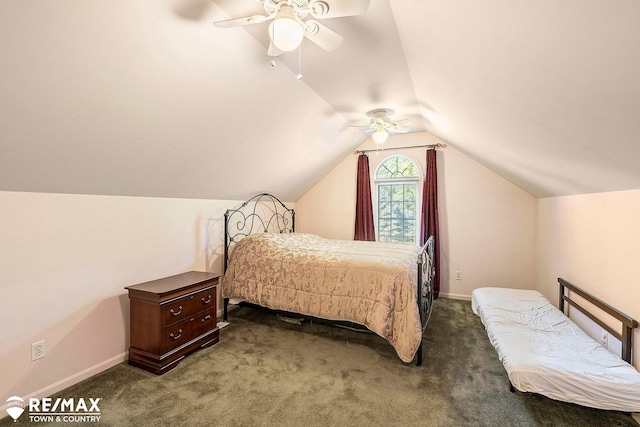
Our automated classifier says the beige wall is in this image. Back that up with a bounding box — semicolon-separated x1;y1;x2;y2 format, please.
537;190;640;368
296;132;538;299
4;151;639;411
0;191;244;408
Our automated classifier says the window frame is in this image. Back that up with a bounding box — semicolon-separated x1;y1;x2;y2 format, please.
372;154;422;244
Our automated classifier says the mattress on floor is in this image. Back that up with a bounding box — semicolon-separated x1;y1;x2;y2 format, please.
472;287;640;413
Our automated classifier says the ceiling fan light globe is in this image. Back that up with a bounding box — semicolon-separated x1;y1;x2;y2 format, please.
269;17;304;52
372;129;388;144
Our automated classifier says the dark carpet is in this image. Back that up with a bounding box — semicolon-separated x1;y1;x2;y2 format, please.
2;299;637;426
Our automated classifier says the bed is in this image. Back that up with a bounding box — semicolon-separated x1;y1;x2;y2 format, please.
472;279;640;413
221;193;436;365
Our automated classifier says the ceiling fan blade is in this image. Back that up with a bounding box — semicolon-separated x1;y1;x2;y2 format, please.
350;126;376;134
309;0;371;19
390;125;412;134
349;118;374;127
304;21;343;52
268;43;285;57
213;15;270;28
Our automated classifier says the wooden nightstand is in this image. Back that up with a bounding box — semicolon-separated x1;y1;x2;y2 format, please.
125;271;220;374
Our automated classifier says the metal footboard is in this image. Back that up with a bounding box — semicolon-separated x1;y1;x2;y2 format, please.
415;235;436;366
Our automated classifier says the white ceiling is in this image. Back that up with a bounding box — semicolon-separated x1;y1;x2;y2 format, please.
1;0;639;201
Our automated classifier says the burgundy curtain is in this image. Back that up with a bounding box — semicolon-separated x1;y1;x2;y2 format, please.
420;149;440;298
354;154;375;241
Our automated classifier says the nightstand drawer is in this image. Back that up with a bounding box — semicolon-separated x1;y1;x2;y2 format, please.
164;308;217;352
163;286;216;325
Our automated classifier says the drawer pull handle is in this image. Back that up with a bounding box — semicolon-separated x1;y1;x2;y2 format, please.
170;306;183;316
201;315;212;323
170;329;183;340
201;295;212;304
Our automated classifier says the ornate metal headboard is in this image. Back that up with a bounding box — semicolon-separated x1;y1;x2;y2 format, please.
224;193;295;273
419;235;435;326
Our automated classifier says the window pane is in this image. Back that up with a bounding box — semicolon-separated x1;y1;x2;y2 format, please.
378;218;391;239
391;219;404;239
379;200;391;219
375;156;420;244
405;220;416;243
401;160;418;177
375;155;419;179
379;185;391;201
404;201;416;219
377;165;392;179
404;184;416;201
391;184;403;201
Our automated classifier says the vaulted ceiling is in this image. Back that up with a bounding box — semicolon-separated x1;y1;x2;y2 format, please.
1;0;639;201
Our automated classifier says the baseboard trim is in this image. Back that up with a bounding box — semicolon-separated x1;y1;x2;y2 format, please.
0;352;127;419
632;413;639;423
439;292;471;301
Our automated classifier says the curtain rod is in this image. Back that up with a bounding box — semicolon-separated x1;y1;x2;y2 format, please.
354;143;443;155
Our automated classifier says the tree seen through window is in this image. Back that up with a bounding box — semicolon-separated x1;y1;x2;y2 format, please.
375;156;420;244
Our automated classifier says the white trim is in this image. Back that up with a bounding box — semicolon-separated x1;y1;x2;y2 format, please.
0;352;127;420
2;309;228;419
439;292;472;301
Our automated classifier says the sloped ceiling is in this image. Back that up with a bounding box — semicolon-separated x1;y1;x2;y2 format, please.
1;0;639;201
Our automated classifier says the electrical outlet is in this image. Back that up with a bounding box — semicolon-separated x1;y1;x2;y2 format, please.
455;271;462;280
600;332;608;348
31;340;45;361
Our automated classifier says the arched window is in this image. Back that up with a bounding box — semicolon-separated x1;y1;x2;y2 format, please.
374;155;421;244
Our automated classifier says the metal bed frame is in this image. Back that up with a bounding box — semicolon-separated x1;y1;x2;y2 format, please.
559;277;638;364
222;193;435;366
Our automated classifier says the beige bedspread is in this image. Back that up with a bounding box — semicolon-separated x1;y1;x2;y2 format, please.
222;232;423;363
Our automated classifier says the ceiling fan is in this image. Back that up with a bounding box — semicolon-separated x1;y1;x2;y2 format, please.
213;0;370;55
351;109;412;144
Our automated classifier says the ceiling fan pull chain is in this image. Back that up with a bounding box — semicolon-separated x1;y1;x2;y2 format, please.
297;43;303;80
270;13;277;68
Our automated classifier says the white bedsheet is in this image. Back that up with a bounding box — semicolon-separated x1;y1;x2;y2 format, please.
472;287;640;413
